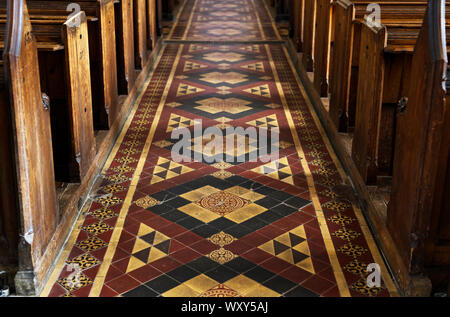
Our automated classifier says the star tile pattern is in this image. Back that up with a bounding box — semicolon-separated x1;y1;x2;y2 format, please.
42;0;397;298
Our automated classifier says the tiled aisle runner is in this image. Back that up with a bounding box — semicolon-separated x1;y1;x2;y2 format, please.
41;0;398;297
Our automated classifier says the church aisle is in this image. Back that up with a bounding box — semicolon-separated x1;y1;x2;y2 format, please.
40;0;398;297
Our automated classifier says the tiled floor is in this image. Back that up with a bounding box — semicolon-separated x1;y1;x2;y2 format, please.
41;0;399;297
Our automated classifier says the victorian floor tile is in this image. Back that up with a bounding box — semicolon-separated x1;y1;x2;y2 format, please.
40;0;398;298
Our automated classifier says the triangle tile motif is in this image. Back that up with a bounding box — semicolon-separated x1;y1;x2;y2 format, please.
243;84;271;98
251;157;294;185
126;223;172;273
241;62;265;72
184;61;208;72
176;83;205;97
246;114;279;129
258;225;315;274
166;113;195;132
151;157;194;184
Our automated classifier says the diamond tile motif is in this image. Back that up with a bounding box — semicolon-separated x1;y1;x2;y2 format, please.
258;225;315;274
241;62;265;72
203;52;245;63
199;284;242;297
184;61;208;72
195;97;252;114
200;72;248;85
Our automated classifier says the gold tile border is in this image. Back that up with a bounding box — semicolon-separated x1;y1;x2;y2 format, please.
39;46;170;298
265;44;351;297
277;44;399;297
182;0;198;41
87;45;184;297
167;0;189;40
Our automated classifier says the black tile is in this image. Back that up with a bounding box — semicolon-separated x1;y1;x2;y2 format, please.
224;175;248;186
224;257;257;274
122;285;158;297
204;265;240;283
284;196;311;209
256;211;284;223
167;265;200;283
162;210;190;222
270;204;298;217
284;285;319;297
192;224;221;238
263;275;298;294
239;180;264;190
145;275;180;294
241;217;269;231
185;176;229;190
147;203;175;215
151;191;176;202
167;185;192;196
223;224;253;239
268;190;293;202
177;216;204;230
254;186;277;196
186;256;220;273
208;217;236;230
254;197;280;209
244;266;276;284
166;196;191;209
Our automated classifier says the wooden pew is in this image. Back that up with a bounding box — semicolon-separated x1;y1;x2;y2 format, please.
114;0;136;94
293;0;304;51
134;0;147;69
2;0;59;295
26;0;119;130
302;0;316;72
146;0;157;50
386;0;450;293
328;0;436;132
351;19;450;184
0;11;97;183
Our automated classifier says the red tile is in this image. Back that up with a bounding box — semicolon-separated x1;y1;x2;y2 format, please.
106;274;140;295
226;240;253;255
301;274;336;295
48;283;68;297
174;231;203;246
169;240;187;254
322;285;340;297
158;223;187;238
149;256;183;273
72;284;92;297
241;248;272;264
190;240;218;255
105;265;124;283
279;266;313;284
128;264;163;283
261;257;292;274
254;225;285;241
240;232;270;246
170;248;202;264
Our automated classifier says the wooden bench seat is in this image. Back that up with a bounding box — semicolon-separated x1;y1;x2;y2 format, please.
351;19;450;184
0;11;96;183
26;0;119;130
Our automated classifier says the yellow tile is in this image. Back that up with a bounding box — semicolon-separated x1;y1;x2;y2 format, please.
258;241;275;255
275;233;291;246
225;204;266;223
296;257;315;274
224;275;260;294
293;241;311;256
243;285;280;297
180;186;220;202
240;191;265;202
132;238;151;254
184;274;219;293
178;203;220;223
137;223;154;237
224;186;249;197
162;284;200;297
126;257;146;274
290;225;306;239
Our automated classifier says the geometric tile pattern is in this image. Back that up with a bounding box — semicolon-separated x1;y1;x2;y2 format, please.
42;0;397;298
